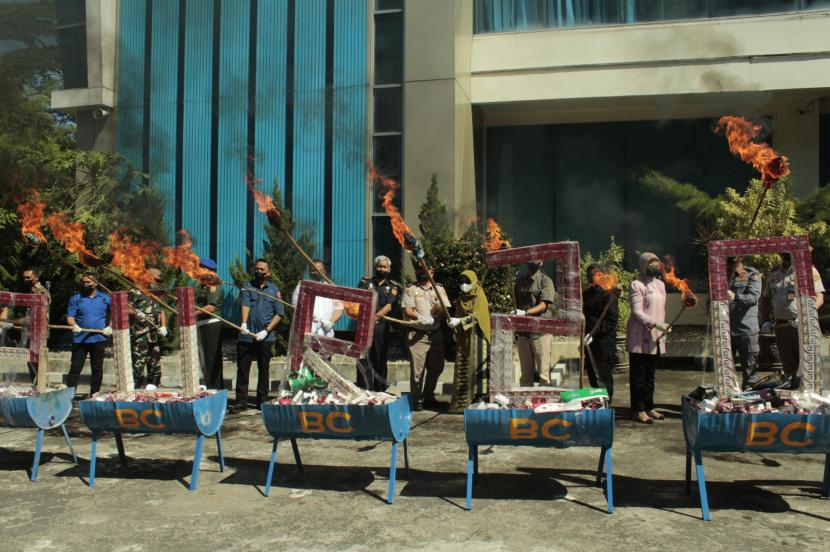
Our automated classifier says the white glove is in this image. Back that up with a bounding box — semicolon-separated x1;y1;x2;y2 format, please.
727;290;735;302
254;329;268;341
320;319;333;332
102;326;113;336
158;326;168;338
135;310;146;321
761;321;774;334
240;322;249;335
448;317;462;328
655;322;671;333
512;309;527;316
72;324;83;334
419;315;435;326
583;334;593;346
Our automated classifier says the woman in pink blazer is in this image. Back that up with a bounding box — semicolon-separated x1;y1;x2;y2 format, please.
626;252;671;424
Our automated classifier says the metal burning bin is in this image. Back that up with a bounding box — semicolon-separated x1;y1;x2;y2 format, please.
260;396;412;503
682;397;830;521
259;281;412;503
0;387;77;480
682;236;830;521
463;242;615;512
79;390;227;491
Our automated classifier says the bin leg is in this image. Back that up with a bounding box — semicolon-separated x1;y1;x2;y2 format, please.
290;437;303;473
215;431;225;473
694;450;710;521
596;447;606;487
61;424;77;464
685;448;692;495
89;432;98;488
264;438;279;498
403;439;410;479
604;447;614;514
114;432;127;468
189;434;205;492
465;445;475;511
473;445;479;483
822;454;829;499
30;429;44;481
387;441;398;505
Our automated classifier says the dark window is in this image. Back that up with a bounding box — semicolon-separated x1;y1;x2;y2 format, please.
375;0;403;11
474;0;829;33
55;0;87;89
373;87;402;133
374;12;403;85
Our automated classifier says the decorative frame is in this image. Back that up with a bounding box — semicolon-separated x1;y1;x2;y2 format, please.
486;242;584;392
708;235;822;394
287;281;377;373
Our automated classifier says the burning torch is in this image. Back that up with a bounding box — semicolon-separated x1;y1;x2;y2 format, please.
655;264;698;342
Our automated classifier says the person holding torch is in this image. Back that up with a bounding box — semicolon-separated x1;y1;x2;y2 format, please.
626;253;669;424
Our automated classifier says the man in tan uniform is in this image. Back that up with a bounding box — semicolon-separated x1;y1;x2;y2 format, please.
513;260;556;386
402;264;451;411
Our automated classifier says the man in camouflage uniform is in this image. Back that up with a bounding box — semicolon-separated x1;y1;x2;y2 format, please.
130;268;168;388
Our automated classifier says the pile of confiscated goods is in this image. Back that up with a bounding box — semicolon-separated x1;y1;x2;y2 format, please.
270;350;399;406
90;386;218;403
0;384;40;398
688;385;830;414
471;387;610;412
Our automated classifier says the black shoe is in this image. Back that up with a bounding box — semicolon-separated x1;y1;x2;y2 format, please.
788;375;801;390
229;402;247;413
422;397;444;410
413;402;423;412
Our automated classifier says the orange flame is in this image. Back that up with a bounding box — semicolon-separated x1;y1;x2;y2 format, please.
163;230;219;285
484;218;511;252
345;302;361;319
246;181;282;229
661;265;698;307
17;190;47;243
46;213;102;266
370;167;414;249
592;269;618;293
716;116;790;188
109;231;159;289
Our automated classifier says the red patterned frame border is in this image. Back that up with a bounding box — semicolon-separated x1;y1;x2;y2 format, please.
287;281;377;373
0;291;48;364
708;235;821;394
487;241;584;334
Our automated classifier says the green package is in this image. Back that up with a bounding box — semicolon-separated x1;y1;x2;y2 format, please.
561;387;608;403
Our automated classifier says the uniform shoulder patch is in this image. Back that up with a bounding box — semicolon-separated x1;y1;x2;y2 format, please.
750;273;761;281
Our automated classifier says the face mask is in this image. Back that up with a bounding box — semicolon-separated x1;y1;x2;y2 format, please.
460;283;473;293
526;262;540;273
375;269;390;279
82;284;94;293
646;266;661;278
254;270;267;281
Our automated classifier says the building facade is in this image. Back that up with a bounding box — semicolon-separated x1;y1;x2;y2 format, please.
54;0;830;286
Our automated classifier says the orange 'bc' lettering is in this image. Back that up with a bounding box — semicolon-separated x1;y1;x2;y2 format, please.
299;411;353;433
115;408;167;430
745;421;815;447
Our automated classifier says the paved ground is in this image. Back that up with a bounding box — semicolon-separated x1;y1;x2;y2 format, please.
2;365;829;551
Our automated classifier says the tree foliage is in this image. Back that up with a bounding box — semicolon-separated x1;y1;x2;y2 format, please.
637;170;827;273
416;176;513;314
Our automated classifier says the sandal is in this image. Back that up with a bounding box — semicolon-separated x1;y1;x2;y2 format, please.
633;412;653;424
646;409;665;420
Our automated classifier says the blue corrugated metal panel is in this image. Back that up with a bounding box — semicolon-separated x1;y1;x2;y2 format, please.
331;0;367;290
253;0;288;257
181;0;213;259
292;0;327;257
149;0;179;240
216;0;251;286
116;0;146;174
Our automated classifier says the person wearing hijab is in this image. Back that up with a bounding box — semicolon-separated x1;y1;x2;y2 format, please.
626;252;670;424
583;263;619;401
448;270;491;413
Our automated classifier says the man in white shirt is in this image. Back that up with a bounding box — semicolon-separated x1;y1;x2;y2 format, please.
291;259;344;338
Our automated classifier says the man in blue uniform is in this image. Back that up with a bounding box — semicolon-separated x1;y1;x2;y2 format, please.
727;256;761;389
357;255;400;391
234;259;284;410
66;273;112;395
